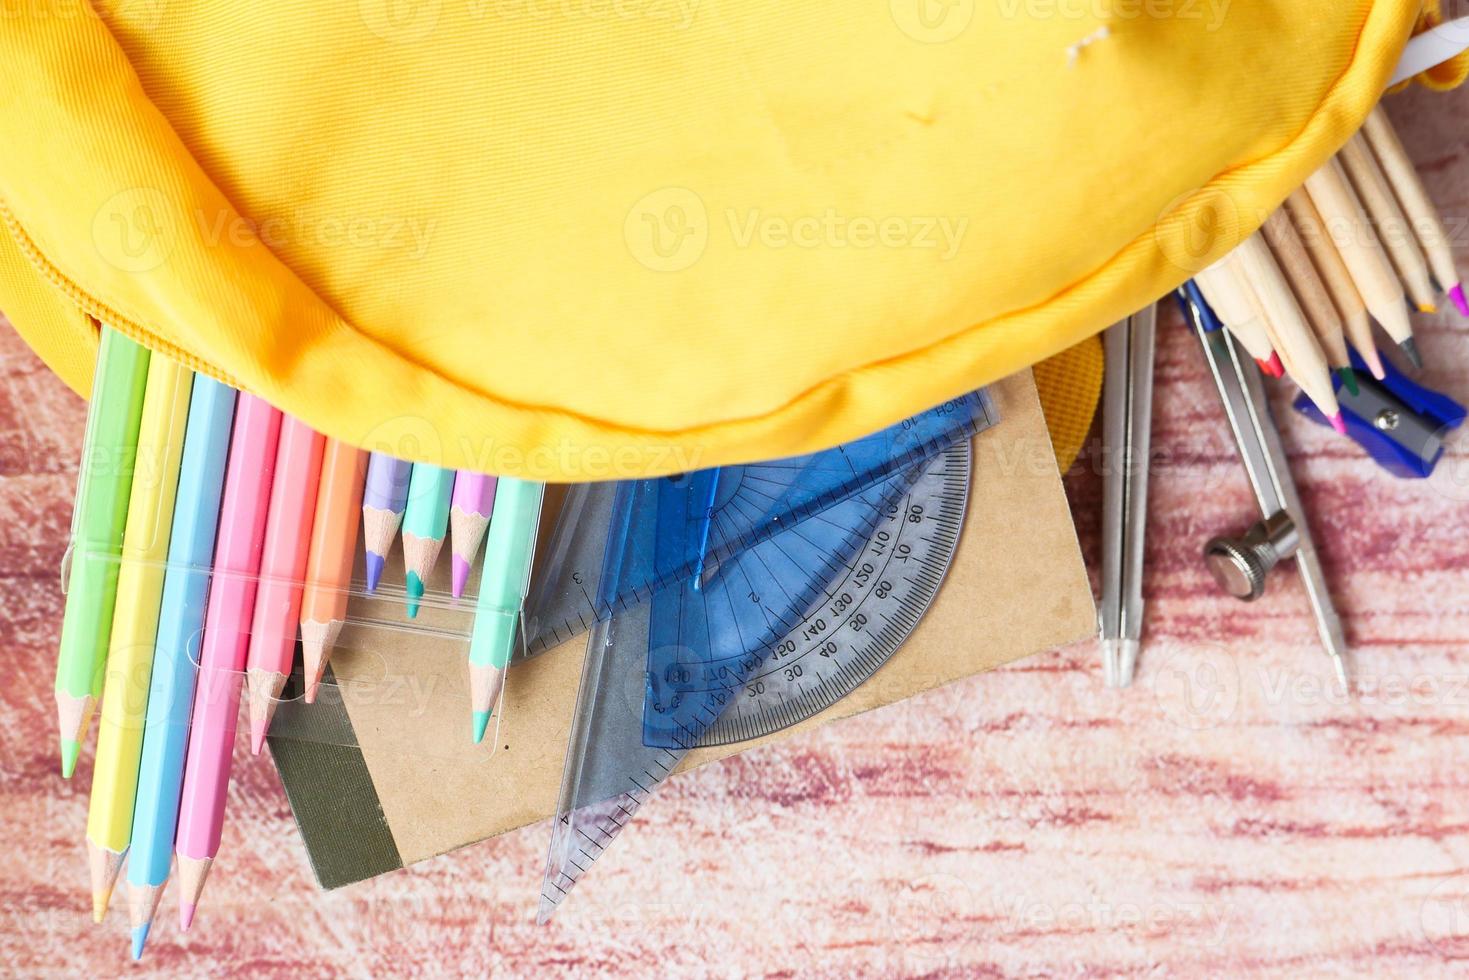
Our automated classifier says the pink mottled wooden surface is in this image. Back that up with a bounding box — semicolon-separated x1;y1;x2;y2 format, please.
5;87;1469;977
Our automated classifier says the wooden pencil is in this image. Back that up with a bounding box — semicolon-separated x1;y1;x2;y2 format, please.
1195;257;1284;377
449;471;498;599
1361;105;1468;316
400;463;454;617
467;478;544;744
85;356;192;921
1231;234;1345;431
55;327;151;777
1304;157;1421;368
362;452;411;592
1338;133;1437;313
299;439;367;703
124;377;236;959
174;393;282;931
245;416;325;753
1282;189;1385;380
1261;209;1355;392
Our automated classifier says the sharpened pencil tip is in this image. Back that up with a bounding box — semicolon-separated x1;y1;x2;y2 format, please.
1260;352;1285;378
1448;284;1468;317
364;551;386;593
179;902;195;933
472;710;491;744
1329;411;1347;435
92;892;109;923
1338;367;1359;397
60;738;80;778
1418;303;1437;314
405;572;425;618
1399;337;1424;371
249;716;267;755
451;555;472;599
131;923;150;960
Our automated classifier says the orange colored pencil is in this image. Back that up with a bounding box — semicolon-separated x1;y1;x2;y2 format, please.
300;440;368;702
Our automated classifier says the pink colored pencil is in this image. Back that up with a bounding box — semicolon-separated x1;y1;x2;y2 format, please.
449;471;498;598
245;417;325;753
173;394;282;932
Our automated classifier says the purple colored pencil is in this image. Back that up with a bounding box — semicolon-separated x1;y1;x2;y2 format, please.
362;452;413;592
449;472;498;598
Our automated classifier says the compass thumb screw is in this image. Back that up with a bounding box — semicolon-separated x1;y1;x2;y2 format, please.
1204;510;1299;601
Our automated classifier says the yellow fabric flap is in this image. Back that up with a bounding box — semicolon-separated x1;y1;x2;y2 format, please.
0;2;1423;478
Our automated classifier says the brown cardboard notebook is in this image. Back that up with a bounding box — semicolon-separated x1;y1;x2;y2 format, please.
270;370;1095;887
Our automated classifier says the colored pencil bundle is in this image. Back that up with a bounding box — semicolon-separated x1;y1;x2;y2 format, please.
52;333;532;958
1194;107;1466;412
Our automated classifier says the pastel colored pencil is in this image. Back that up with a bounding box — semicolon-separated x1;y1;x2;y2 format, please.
400;463;454;617
175;393;282;932
1282;189;1386;380
449;471;498;598
85;356;192;921
299;439;367;702
125;377;236;960
1230;235;1344;432
1195;256;1284;378
1361;105;1468;316
1337;133;1438;313
245;417;325;752
1304;157;1420;368
468;478;545;744
1261;209;1356;392
362;452;411;592
56;327;151;777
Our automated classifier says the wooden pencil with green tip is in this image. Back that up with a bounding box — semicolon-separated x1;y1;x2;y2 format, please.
55;327;151;778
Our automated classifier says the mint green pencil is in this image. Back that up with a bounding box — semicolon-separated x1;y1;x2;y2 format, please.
400;463;453;617
55;327;151;777
467;478;544;743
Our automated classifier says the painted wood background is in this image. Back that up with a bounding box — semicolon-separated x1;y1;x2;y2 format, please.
3;83;1469;978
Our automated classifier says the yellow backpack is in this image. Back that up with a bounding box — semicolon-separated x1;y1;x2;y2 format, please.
1;1;1461;477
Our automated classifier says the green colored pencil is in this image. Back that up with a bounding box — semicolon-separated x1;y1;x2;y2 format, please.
400;463;454;617
468;478;544;743
55;327;151;777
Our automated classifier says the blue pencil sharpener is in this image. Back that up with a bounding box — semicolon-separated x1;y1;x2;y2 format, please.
1293;351;1466;479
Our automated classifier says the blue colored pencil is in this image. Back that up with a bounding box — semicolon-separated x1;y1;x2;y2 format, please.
123;377;237;959
362;452;412;592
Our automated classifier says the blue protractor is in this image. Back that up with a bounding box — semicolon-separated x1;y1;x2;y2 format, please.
523;390;995;654
538;435;974;923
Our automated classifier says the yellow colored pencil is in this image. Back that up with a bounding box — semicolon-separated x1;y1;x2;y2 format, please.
85;356;194;922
